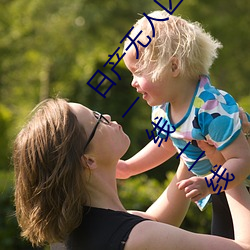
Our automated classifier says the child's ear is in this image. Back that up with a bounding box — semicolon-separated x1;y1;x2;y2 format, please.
171;57;180;77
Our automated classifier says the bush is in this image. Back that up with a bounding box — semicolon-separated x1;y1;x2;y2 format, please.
0;171;44;250
0;104;12;171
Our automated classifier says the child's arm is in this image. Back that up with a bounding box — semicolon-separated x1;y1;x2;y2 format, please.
217;131;250;184
178;132;250;201
129;159;193;227
178;110;250;201
116;138;177;179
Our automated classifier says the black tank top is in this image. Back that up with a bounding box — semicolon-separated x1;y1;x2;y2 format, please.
66;206;148;250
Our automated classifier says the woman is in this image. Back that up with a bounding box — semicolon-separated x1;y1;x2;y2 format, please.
13;98;250;249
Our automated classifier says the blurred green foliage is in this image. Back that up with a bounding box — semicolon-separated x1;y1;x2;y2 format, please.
0;171;42;249
0;0;248;249
118;172;212;234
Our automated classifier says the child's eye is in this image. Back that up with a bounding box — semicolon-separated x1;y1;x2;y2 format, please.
133;72;142;77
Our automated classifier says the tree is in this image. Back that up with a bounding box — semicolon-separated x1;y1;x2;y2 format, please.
0;1;249;248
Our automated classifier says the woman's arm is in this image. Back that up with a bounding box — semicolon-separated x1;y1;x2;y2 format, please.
125;185;250;250
225;184;250;243
197;140;225;166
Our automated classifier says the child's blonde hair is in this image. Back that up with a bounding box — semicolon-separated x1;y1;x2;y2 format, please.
125;11;222;81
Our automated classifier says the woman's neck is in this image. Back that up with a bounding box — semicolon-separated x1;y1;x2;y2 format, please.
84;165;126;212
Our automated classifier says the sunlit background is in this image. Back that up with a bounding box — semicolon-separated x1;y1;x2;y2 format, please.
0;0;249;249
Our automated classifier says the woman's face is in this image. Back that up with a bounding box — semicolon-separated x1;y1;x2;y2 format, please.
68;103;130;161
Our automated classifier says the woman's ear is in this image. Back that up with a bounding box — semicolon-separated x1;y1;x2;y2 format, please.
82;155;97;169
171;57;180;77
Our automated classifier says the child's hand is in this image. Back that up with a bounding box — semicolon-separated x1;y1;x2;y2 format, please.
116;160;131;179
177;176;210;202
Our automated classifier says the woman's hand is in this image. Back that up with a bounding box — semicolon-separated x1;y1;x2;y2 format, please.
239;107;250;141
197;140;226;166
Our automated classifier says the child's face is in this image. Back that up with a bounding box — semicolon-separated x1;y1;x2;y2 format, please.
124;49;172;106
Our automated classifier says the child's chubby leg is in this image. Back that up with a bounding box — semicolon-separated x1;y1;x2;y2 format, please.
144;159;194;227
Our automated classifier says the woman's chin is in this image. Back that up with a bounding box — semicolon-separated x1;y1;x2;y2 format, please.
121;137;131;157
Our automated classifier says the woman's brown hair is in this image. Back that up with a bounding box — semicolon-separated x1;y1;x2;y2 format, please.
13;98;88;246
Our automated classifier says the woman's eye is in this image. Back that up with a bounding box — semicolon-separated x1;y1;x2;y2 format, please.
105;121;111;126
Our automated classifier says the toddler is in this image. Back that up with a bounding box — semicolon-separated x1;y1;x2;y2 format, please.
118;11;250;239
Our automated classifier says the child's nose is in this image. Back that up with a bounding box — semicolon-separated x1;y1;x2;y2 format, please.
131;78;138;88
